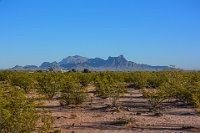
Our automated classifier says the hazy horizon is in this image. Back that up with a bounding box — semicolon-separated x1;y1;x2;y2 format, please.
0;0;200;70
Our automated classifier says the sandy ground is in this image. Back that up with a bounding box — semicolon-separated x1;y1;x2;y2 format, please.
42;88;200;133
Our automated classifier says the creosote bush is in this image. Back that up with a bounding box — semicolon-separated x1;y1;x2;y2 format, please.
94;74;127;107
38;109;55;133
0;81;55;133
142;87;169;112
36;73;62;99
60;79;88;106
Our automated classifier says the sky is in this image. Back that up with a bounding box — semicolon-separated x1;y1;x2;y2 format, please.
0;0;200;70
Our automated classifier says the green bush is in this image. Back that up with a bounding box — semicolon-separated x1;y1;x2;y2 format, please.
128;72;148;89
94;74;127;107
78;73;93;87
38;109;54;133
10;74;34;93
147;72;167;88
36;73;62;99
0;81;55;133
60;79;87;106
142;86;169;112
0;82;39;133
0;71;13;81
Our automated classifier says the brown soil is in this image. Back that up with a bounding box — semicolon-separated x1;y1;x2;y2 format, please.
41;88;200;133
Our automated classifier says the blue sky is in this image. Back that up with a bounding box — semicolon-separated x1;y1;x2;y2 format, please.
0;0;200;69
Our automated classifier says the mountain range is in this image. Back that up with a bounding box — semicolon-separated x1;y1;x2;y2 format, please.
12;55;174;71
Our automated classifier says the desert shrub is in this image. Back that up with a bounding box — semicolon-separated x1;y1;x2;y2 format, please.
60;79;88;106
0;82;39;133
111;82;127;107
0;81;55;133
175;86;195;103
9;73;35;93
36;73;62;99
142;86;169;112
185;74;200;103
192;94;200;107
165;72;200;104
94;74;115;98
190;81;200;113
161;71;189;102
78;73;93;87
0;71;13;81
128;72;149;89
146;72;200;106
94;74;127;107
192;94;200;114
38;109;54;133
110;72;127;83
147;72;167;88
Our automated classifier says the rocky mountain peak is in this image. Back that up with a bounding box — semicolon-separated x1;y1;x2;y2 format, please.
59;55;89;65
107;55;128;66
12;55;173;71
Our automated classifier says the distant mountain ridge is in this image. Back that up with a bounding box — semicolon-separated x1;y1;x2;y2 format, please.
12;55;174;71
